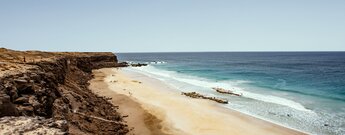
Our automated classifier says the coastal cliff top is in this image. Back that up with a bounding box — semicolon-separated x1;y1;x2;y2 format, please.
0;48;115;62
0;48;115;77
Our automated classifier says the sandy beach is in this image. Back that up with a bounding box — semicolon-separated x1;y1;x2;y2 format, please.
89;68;306;135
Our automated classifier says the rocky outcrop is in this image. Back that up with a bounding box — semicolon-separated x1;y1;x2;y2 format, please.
130;63;148;67
181;92;228;104
0;48;129;135
212;87;242;96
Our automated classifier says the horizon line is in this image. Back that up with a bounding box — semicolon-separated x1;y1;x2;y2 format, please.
116;50;345;53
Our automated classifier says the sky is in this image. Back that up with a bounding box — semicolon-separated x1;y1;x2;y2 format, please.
0;0;345;52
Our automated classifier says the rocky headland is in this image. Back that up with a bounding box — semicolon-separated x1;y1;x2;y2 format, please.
0;48;129;135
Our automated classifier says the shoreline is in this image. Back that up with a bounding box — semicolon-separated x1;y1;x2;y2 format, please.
124;67;312;134
90;68;306;135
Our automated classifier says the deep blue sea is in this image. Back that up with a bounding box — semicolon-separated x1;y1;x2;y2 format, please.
117;52;345;135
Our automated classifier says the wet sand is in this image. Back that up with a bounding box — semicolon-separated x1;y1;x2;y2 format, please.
90;68;305;135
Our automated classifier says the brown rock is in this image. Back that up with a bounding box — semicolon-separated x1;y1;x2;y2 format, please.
14;79;28;83
19;106;34;112
29;96;40;108
14;97;29;104
100;110;106;116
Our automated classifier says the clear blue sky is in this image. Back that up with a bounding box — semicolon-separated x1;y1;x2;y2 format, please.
1;0;344;52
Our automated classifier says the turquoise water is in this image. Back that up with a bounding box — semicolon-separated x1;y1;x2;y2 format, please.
117;52;345;135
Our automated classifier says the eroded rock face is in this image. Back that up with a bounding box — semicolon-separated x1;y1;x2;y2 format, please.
0;69;61;117
0;48;129;135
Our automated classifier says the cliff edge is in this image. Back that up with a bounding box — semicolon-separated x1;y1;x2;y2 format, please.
0;48;129;135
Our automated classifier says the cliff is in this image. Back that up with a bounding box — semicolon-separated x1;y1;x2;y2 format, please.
0;48;129;135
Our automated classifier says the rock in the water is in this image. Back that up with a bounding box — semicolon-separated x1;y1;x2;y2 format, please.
130;63;148;67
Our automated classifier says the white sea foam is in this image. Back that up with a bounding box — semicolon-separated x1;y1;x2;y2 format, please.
127;66;313;113
152;61;167;64
143;61;167;64
125;61;167;65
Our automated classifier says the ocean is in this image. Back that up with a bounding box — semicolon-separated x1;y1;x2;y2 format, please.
117;52;345;135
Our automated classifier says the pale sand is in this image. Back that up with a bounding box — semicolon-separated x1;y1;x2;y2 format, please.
89;69;169;135
90;68;305;135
